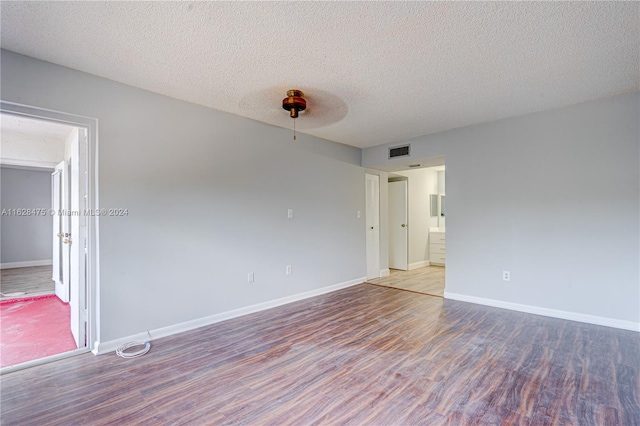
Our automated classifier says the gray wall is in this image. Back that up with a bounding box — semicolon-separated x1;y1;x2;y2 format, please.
1;166;53;264
364;92;640;324
1;50;366;342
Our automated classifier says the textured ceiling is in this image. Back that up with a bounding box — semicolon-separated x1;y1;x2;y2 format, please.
1;2;638;149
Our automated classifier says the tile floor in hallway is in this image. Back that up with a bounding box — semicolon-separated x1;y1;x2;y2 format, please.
1;266;54;300
367;265;445;296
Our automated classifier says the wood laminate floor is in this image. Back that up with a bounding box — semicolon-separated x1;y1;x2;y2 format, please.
368;265;445;297
1;266;54;299
1;284;638;425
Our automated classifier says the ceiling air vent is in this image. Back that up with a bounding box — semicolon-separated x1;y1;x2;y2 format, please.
389;144;410;159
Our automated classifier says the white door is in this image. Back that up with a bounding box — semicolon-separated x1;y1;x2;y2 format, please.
365;174;380;279
52;161;70;303
69;128;87;348
389;180;408;270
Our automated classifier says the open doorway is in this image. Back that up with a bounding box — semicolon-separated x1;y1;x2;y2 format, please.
0;111;92;369
366;162;446;297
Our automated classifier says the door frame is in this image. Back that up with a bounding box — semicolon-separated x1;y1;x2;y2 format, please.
0;101;99;374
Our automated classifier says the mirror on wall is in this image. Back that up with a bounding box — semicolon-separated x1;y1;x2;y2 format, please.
430;194;438;217
430;194;445;217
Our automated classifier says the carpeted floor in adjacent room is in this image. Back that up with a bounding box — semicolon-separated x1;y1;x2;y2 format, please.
1;295;77;368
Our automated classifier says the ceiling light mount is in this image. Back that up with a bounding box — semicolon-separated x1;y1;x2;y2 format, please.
282;89;306;118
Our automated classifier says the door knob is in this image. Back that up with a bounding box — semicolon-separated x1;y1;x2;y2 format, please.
57;233;64;237
63;239;72;244
401;224;406;227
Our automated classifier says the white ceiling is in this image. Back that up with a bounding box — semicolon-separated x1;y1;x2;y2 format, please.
1;2;638;149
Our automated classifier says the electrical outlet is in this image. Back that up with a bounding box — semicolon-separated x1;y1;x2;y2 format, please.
503;271;511;282
286;265;292;275
357;210;361;218
248;272;254;283
287;209;294;219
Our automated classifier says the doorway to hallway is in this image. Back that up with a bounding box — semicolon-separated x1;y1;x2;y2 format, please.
365;160;447;298
0;103;97;372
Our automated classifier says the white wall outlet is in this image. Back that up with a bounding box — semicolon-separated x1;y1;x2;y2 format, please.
357;210;361;218
286;265;292;275
503;271;511;281
248;272;254;283
287;209;294;219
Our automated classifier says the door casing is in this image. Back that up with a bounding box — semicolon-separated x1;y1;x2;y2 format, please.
0;101;98;374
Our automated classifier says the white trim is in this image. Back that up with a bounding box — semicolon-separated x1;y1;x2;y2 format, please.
408;260;430;270
0;158;58;170
379;269;390;277
0;259;53;269
93;276;366;355
0;348;89;375
444;291;640;332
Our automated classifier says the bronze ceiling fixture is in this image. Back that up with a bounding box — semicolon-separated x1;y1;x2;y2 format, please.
282;89;306;140
282;89;306;118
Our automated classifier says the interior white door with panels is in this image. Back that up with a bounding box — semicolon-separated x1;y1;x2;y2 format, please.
52;160;70;303
69;128;88;349
365;174;380;279
389;180;408;270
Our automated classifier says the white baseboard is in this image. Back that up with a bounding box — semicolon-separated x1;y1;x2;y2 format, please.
379;269;390;277
408;261;430;270
0;259;53;269
93;276;367;355
444;291;640;332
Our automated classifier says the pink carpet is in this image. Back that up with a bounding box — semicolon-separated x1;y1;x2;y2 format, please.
1;295;77;368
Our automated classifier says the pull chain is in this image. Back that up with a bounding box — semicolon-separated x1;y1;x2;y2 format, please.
282;90;306;140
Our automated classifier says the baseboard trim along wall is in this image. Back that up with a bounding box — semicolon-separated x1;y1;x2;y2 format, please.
408;261;430;270
444;291;640;332
0;259;53;269
93;276;367;355
379;269;390;277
